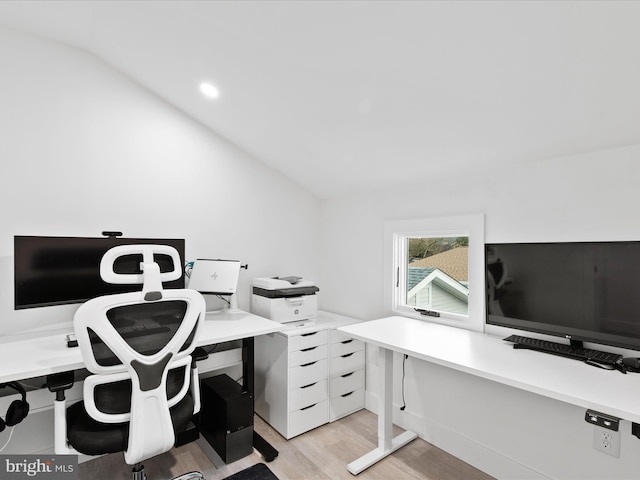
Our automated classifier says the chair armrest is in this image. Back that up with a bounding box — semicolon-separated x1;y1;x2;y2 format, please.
47;371;78;455
190;347;207;414
46;372;75;401
191;347;209;363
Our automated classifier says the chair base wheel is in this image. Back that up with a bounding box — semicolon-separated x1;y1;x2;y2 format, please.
132;463;146;480
171;472;206;480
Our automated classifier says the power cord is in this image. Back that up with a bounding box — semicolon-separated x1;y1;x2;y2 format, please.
400;356;407;411
0;427;15;453
215;295;231;306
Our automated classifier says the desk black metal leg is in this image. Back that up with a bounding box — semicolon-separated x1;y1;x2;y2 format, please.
253;431;278;462
242;337;279;462
241;337;254;395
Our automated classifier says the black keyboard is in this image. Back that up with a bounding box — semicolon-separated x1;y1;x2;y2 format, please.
504;334;623;365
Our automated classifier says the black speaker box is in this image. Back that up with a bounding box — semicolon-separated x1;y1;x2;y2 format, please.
201;374;254;463
175;418;200;447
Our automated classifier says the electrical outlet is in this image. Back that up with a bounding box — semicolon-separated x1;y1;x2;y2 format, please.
593;425;621;457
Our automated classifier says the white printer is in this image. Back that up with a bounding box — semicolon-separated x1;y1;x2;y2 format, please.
251;276;319;325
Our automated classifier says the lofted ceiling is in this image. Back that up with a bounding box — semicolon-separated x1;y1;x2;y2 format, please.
1;1;640;199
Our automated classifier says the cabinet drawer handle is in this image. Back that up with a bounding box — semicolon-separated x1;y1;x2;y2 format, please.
301;361;317;367
341;339;353;344
341;372;354;378
300;346;317;352
341;352;354;358
300;403;317;411
300;382;317;389
301;332;318;337
341;391;354;398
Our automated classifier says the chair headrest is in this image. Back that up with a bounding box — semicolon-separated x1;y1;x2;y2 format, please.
100;245;182;295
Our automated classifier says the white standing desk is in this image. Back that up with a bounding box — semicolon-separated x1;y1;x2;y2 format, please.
338;316;640;475
0;309;284;460
0;310;283;385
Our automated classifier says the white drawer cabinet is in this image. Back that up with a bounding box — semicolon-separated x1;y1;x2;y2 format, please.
288;400;329;438
290;380;327;411
290;358;328;389
255;325;329;439
254;311;365;439
328;328;365;422
330;369;365;396
330;388;365;420
289;342;328;367
289;330;327;351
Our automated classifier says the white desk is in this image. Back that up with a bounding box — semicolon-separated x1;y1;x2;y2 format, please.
338;316;640;474
0;310;283;385
0;309;284;461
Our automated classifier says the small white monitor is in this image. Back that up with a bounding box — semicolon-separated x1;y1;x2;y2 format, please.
188;259;240;295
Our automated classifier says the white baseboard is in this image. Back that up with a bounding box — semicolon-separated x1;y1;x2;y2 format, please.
365;391;549;480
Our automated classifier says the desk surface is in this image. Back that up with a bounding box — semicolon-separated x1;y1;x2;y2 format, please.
0;310;283;385
339;316;640;424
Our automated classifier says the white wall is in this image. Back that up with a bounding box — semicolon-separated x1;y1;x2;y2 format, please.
4;21;640;478
0;26;320;335
319;146;640;479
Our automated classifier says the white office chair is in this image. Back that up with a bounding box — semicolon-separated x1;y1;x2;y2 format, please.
50;245;206;480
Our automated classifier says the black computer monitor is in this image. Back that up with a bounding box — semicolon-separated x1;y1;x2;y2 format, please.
14;235;185;310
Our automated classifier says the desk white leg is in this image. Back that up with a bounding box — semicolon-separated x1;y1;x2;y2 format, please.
347;347;418;475
380;346;393;451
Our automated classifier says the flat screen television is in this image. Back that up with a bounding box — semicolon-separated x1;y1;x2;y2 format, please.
485;241;640;352
14;235;186;310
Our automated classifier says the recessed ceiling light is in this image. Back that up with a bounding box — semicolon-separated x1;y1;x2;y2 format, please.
199;82;219;99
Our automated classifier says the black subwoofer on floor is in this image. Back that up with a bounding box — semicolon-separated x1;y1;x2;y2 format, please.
200;374;254;463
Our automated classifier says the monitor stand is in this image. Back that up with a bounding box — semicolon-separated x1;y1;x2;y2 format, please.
204;293;241;314
228;293;241;313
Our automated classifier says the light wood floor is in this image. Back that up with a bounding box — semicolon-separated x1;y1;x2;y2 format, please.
78;410;495;480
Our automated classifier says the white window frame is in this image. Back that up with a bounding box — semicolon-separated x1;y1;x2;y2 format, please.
384;214;485;332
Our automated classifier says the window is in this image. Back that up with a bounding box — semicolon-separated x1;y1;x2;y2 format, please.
384;215;484;332
404;236;469;314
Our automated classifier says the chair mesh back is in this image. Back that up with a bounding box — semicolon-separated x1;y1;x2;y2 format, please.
86;299;198;415
88;300;196;367
92;369;189;415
